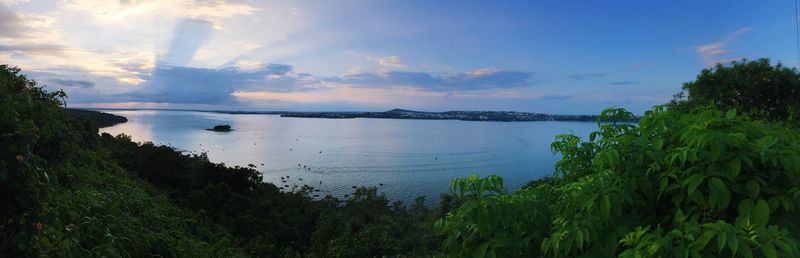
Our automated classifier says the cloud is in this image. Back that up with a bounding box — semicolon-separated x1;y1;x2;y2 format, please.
0;44;67;56
329;68;533;92
112;63;320;104
608;81;638;85
50;78;95;88
567;73;605;80
377;56;406;68
98;62;533;104
64;0;257;28
0;0;29;6
232;85;457;106
0;6;54;39
0;6;24;38
697;27;752;66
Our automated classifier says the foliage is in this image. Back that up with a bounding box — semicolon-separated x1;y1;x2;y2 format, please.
436;106;800;257
309;190;438;257
1;64;440;257
98;133;441;257
1;64;246;256
671;58;800;124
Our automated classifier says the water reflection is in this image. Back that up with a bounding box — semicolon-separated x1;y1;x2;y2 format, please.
99;110;598;205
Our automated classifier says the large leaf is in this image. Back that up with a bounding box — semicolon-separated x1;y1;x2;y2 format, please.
754;200;770;227
708;177;730;209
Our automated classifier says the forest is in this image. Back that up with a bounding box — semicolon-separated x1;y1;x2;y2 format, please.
2;58;800;257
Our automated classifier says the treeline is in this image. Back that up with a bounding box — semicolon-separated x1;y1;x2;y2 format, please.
63;108;127;128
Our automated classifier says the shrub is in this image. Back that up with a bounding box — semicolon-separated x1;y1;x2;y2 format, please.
436;106;800;257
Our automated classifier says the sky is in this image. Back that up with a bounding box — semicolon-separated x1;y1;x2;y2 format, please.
1;0;798;114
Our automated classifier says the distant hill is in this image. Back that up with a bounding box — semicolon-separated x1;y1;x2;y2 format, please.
64;108;127;128
280;108;635;122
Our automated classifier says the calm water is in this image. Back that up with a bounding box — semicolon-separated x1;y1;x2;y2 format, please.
99;110;598;205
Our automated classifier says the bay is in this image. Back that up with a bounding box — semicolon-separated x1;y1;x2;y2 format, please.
99;109;598;205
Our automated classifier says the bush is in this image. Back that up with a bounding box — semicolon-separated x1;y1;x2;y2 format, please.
436;106;800;257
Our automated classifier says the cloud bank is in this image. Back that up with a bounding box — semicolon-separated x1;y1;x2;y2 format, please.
331;68;533;92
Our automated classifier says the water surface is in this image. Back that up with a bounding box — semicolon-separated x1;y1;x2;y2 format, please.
99;110;598;205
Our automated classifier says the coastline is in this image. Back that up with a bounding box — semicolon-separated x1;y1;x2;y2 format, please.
78;107;638;123
64;108;128;128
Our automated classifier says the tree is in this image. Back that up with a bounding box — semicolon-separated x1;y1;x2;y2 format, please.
672;58;800;124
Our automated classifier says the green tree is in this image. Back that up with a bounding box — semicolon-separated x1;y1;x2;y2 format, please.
672;58;800;124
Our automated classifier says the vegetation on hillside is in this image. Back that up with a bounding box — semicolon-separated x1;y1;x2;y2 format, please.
1;65;246;256
64;108;127;128
0;64;440;257
98;134;441;256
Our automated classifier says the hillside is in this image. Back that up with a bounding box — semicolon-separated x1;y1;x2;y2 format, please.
0;65;441;257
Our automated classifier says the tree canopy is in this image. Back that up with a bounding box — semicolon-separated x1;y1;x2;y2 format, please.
672;58;800;124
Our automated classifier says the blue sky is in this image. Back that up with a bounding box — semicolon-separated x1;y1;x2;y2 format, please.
1;0;797;114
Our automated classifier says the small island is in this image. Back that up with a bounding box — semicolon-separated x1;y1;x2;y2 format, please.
207;124;232;132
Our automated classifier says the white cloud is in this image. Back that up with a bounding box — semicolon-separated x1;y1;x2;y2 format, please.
467;67;499;77
0;0;28;6
63;0;257;28
696;27;752;66
377;55;406;68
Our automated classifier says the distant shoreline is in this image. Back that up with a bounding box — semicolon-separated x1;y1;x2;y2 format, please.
77;107;637;123
64;108;128;128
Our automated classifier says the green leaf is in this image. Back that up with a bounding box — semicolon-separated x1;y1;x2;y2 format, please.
473;242;489;258
739;199;755;215
601;195;611;218
727;234;738;255
710;143;722;161
725;109;737;119
745;180;760;199
762;242;777;258
708;177;730;209
754;200;770;226
717;231;727;254
740;241;754;258
695;230;715;249
728;158;741;178
675;209;686;224
653;138;664;150
686;174;705;195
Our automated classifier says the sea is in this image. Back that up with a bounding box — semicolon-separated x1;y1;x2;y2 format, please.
99;109;598;205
